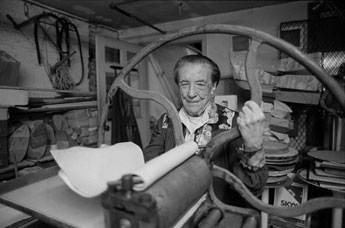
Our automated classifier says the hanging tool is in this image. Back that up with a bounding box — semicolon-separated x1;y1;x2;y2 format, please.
6;12;84;88
7;13;61;64
54;17;85;86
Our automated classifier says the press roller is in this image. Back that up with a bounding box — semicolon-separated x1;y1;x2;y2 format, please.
102;155;213;228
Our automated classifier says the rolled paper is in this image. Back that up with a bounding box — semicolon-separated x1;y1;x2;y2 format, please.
51;141;198;197
131;141;198;191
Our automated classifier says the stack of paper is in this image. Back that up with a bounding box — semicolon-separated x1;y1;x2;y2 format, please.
263;100;293;144
306;150;345;191
265;142;299;184
261;100;298;185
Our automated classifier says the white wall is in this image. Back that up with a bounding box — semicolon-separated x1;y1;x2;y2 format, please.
0;0;90;97
118;2;310;43
118;1;311;78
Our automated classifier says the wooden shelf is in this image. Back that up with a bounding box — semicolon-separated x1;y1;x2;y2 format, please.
0;85;96;97
274;90;320;105
235;80;320;105
0;85;98;114
1;86;98;182
11;100;97;114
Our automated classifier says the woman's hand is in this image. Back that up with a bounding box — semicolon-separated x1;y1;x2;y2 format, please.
237;100;265;151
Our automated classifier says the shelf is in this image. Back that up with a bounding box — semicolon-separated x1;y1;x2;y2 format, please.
274;90;320;105
0;160;57;182
235;80;320;105
11;100;97;114
0;88;28;107
0;85;98;114
0;85;96;97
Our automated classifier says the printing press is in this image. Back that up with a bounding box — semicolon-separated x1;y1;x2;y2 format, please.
1;24;345;228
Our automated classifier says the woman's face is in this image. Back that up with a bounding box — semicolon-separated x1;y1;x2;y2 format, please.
178;63;216;117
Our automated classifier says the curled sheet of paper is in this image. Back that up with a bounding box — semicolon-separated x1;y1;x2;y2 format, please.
51;141;198;198
51;142;145;198
131;141;198;191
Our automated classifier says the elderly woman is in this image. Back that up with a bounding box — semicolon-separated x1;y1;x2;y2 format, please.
143;54;268;205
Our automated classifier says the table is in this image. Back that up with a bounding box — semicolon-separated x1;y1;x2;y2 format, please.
297;168;345;228
0;166;104;228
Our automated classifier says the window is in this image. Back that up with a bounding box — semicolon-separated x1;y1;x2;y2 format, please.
105;46;120;63
279;21;308;58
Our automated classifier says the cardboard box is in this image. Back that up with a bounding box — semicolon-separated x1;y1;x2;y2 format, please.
274;182;309;221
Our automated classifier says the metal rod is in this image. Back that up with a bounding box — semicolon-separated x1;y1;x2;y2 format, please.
109;3;166;34
110;65;138;72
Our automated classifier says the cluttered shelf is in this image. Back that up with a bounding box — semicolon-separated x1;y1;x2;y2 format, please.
232;52;324;105
0;86;99;182
0;157;57;182
235;80;321;105
0;85;97;114
10;99;97;114
0;85;96;96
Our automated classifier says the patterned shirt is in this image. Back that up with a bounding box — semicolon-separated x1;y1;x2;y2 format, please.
143;102;268;197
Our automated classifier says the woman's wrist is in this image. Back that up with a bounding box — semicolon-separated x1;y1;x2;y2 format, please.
243;139;263;152
237;144;266;171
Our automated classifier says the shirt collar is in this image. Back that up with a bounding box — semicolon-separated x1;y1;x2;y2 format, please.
179;102;216;134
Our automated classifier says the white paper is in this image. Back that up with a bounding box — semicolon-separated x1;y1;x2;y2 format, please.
51;142;145;198
51;141;198;198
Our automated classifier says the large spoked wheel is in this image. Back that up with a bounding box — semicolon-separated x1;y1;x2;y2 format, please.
98;24;345;220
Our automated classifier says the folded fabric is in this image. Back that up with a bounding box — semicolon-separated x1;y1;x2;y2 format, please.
264;141;289;155
274;74;321;91
265;147;298;158
277;52;322;72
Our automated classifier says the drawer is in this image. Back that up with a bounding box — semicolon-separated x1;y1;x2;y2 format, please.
0;120;7;136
